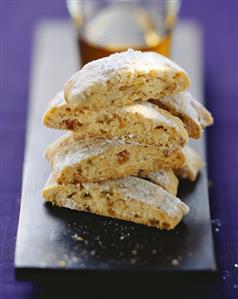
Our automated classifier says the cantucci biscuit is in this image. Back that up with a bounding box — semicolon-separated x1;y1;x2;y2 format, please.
175;146;202;181
150;91;213;139
42;92;189;148
64;49;190;110
45;134;185;184
142;170;179;196
42;174;189;230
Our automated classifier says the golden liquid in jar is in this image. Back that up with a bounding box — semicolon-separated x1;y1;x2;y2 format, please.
78;34;172;66
74;5;174;66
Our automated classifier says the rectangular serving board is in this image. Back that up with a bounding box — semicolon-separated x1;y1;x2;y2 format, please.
15;20;216;282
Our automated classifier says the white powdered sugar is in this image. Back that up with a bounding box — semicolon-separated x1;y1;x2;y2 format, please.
158;91;200;124
124;101;180;130
64;49;187;107
146;170;172;186
51;137;145;174
115;176;189;217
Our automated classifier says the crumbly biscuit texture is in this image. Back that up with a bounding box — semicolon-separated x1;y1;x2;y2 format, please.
45;134;185;184
42;174;189;230
142;169;179;196
64;49;190;109
175;145;203;181
42;92;189;148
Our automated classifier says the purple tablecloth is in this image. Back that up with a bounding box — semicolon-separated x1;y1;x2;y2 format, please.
0;1;238;298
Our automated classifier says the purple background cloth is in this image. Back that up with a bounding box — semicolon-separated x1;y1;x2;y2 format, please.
0;1;238;298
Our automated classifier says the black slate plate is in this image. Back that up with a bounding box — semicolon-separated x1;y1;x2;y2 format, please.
14;21;216;281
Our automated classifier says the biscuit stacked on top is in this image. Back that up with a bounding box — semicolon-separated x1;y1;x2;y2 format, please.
42;49;213;230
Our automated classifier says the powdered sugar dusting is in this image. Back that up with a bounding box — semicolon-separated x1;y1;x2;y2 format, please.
124;101;180;130
53;138;130;173
146;170;175;188
64;49;188;107
116;176;189;217
158;91;199;124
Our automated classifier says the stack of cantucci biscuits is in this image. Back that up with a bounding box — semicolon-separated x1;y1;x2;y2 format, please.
42;49;213;230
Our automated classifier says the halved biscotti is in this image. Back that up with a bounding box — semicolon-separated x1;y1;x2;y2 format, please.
142;169;179;196
143;146;202;190
45;134;185;184
150;91;214;139
42;174;189;230
175;146;203;181
64;49;190;110
42;92;189;148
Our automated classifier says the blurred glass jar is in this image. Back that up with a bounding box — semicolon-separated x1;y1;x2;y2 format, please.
67;0;181;66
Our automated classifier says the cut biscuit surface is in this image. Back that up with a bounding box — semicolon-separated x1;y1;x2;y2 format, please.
45;134;185;184
142;169;179;196
64;49;190;110
42;174;189;230
151;91;214;139
42;92;189;148
175;145;202;181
